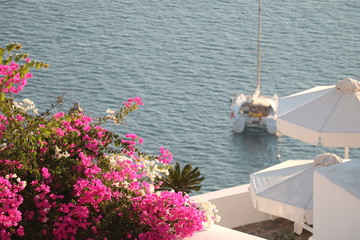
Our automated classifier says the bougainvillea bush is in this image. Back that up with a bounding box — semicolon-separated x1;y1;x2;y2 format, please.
0;43;219;240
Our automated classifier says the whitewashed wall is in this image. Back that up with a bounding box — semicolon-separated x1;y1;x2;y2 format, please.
313;160;360;240
193;184;271;229
190;184;270;240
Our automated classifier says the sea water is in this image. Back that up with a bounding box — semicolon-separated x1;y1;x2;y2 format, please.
1;0;359;194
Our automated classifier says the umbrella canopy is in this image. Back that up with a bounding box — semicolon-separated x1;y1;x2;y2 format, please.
278;78;360;158
249;153;343;233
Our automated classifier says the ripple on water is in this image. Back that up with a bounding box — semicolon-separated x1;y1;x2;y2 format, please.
1;0;360;194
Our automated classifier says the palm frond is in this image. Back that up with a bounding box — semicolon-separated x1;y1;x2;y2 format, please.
156;162;205;194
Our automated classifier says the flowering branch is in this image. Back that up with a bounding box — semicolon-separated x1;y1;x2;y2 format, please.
0;43;218;240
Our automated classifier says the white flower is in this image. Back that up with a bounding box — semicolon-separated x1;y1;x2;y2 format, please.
20;181;27;188
13;98;38;115
109;158;117;167
162;169;169;176
54;146;70;159
193;198;221;228
106;109;115;114
147;184;155;193
23;99;34;105
123;181;129;188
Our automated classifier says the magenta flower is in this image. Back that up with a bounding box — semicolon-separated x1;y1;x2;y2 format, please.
0;53;209;239
132;191;206;239
0;115;8;138
0;175;25;239
41;167;51;179
0;62;33;95
55;128;66;137
158;147;173;164
53;112;65;120
123;96;143;108
15;114;25;122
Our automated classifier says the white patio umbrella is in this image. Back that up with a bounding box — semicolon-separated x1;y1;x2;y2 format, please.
278;77;360;159
249;153;343;234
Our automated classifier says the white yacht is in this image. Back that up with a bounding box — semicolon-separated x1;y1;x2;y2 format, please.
230;92;278;134
230;0;278;134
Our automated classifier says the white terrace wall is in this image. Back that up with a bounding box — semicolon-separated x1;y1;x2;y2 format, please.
192;184;271;229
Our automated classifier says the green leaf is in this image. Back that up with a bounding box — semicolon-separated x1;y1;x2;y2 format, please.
5;43;21;53
44;130;51;136
20;66;29;78
156;162;205;194
4;57;11;65
0;93;5;101
15;43;22;50
6;44;15;53
27;61;35;68
35;62;42;69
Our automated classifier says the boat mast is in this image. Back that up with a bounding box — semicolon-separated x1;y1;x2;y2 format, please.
254;0;262;97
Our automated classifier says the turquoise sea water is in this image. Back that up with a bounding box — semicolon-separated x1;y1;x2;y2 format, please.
2;0;360;194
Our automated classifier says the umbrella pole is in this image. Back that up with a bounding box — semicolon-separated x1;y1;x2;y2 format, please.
344;147;349;159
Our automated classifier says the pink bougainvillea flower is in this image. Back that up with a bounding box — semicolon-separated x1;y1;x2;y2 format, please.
158;147;173;164
0;55;208;240
123;96;143;108
15;114;25;122
0;62;33;95
132;191;206;239
53;112;65;120
41;167;51;179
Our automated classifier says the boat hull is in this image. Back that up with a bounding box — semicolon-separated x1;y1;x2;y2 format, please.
230;93;278;134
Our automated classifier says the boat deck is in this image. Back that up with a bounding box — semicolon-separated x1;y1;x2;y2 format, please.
233;218;312;240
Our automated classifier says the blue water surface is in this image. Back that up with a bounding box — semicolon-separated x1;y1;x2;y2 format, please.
1;0;359;193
